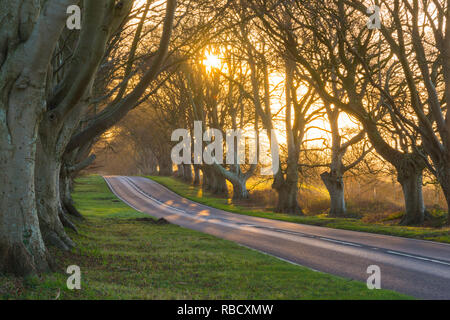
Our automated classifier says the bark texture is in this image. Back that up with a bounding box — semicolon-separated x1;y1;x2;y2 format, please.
193;165;201;186
321;171;346;217
183;164;193;183
0;0;74;276
35;144;75;250
396;161;427;225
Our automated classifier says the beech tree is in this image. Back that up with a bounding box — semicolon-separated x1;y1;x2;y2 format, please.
251;0;435;224
345;0;449;225
0;0;177;276
319;102;369;217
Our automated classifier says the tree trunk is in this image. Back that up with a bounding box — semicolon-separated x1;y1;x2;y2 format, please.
35;145;75;251
273;159;303;214
321;171;347;217
183;164;193;183
59;166;84;219
202;173;210;190
436;166;450;225
209;169;228;195
274;181;302;214
397;168;426;225
0;112;51;276
201;167;212;191
201;166;226;194
273;170;302;214
232;179;250;200
0;11;64;273
158;154;173;176
176;164;183;178
193;165;201;186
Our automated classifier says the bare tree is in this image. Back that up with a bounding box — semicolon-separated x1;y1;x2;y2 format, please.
0;0;177;276
252;0;430;224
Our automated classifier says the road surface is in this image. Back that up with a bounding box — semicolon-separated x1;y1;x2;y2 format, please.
104;176;450;299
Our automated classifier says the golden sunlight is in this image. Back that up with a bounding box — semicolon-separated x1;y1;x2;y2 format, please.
203;51;221;72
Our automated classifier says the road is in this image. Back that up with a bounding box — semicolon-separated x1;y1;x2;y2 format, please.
104;176;450;299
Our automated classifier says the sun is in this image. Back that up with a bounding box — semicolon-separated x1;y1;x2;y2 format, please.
203;51;221;72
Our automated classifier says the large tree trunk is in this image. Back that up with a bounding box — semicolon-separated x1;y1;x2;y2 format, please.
35;145;75;251
210;171;228;195
397;166;426;225
231;179;250;200
362;119;427;225
274;181;302;214
273;43;303;215
273;159;303;214
321;171;347;217
273;169;302;214
0;97;52;276
201;166;228;195
211;163;254;200
0;0;69;273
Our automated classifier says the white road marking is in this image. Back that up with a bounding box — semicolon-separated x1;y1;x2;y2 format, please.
319;237;362;247
106;176;450;271
387;251;450;266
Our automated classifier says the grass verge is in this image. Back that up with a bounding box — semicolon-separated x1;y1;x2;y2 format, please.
148;176;450;244
0;175;409;299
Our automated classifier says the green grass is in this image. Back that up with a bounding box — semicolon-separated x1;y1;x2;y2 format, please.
148;176;450;244
0;175;410;299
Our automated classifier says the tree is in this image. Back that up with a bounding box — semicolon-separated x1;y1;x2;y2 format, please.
0;0;177;276
346;0;449;224
0;0;79;276
252;0;430;224
319;102;369;217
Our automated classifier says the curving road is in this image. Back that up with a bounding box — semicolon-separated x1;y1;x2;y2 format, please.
104;176;450;299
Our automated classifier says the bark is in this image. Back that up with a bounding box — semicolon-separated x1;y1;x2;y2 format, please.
59;148;94;220
193;165;201;186
176;164;184;178
231;179;250;200
61;187;83;220
158;154;174;176
272;155;303;214
0;0;74;276
213;174;229;195
183;164;193;183
0;133;52;276
35;144;75;251
436;166;450;225
60;165;84;219
320;101;359;217
201;166;213;191
274;180;302;214
321;171;346;217
33;0;125;252
396;161;427;225
205;167;228;195
212;164;254;200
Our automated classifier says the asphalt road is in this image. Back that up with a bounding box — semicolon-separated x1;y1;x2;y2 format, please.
104;176;450;299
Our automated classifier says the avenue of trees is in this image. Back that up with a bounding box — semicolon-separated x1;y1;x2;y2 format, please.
0;0;448;276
